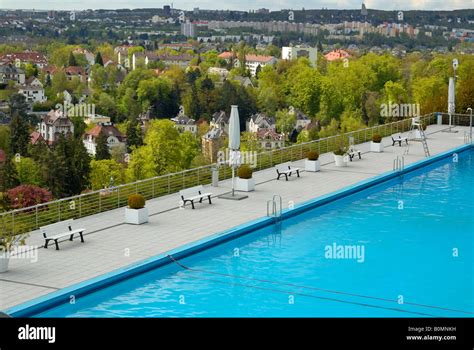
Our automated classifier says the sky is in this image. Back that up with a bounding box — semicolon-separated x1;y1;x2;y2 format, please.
0;0;472;11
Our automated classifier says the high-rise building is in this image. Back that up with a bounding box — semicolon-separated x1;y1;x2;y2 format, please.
181;20;196;38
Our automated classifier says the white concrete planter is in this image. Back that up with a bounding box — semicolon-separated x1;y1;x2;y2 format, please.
334;154;348;167
234;177;255;192
0;255;10;273
125;207;149;225
370;141;384;153
305;159;321;172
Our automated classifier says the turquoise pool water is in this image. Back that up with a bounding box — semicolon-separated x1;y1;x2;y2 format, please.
36;149;473;317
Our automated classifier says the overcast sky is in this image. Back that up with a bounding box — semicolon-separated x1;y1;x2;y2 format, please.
0;0;472;11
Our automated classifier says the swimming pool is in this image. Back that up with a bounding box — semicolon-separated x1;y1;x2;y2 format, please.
12;146;474;317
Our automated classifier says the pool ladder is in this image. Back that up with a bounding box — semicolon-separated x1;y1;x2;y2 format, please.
464;131;473;144
393;156;405;172
267;195;282;218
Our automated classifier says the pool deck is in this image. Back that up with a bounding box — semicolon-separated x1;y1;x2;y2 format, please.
0;125;471;312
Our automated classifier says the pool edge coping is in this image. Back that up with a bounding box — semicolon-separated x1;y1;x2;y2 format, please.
6;143;473;317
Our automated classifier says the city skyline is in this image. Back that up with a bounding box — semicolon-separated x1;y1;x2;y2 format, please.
0;0;472;11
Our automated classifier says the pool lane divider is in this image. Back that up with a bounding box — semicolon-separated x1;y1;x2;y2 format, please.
6;144;473;317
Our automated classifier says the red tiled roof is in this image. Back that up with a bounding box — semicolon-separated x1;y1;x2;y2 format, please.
85;125;126;141
0;51;47;64
42;65;58;74
218;52;234;59
30;131;44;145
64;66;85;75
324;49;350;61
245;54;275;63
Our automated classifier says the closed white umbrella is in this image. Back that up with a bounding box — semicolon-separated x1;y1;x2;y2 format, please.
448;77;455;128
228;105;240;150
228;105;240;197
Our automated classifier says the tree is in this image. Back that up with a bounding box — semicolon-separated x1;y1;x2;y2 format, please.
15;157;43;186
95;132;110;160
6;185;52;209
125;145;156;182
95;52;104;66
0;153;20;192
90;159;125;190
9;93;29;118
275;109;296;136
0;125;11;153
9;112;30;156
68;52;77;66
126;118;143;152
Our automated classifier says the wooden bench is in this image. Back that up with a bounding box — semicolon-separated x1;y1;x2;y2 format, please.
392;135;408;146
348;147;362;161
40;219;85;250
276;163;300;181
179;185;212;209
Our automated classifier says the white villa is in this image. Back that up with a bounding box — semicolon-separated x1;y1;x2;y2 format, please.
171;113;197;134
18;77;47;104
83;124;127;156
256;129;285;150
247;113;276;133
210;110;230;134
37;109;75;145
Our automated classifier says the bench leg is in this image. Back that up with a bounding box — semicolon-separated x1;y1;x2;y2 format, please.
398;141;402;146
358;153;361;159
207;195;212;205
54;240;60;251
69;234;74;241
199;197;203;203
285;174;289;181
277;172;281;180
191;200;195;209
349;155;353;161
405;139;408;145
44;239;49;249
79;232;84;243
296;170;300;177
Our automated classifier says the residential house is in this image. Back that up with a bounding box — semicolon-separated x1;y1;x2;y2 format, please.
73;48;95;65
282;46;318;65
202;127;226;162
171;113;197;134
30;131;45;145
218;52;277;76
114;45;136;68
247;113;276;133
132;51;159;70
158;54;194;68
0;64;25;84
64;66;86;82
256;129;285;150
207;67;229;80
210;110;230;134
231;76;254;87
18;77;47;103
83;123;127;156
41;65;58;81
84;114;111;125
158;43;194;51
324;49;351;61
36;109;75;145
293;110;311;130
0;51;48;68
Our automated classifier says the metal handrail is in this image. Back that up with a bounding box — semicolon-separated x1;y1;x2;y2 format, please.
0;113;446;234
